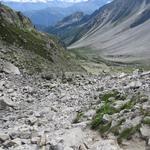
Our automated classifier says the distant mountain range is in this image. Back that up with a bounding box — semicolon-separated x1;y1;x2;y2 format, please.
1;0;110;27
46;11;90;45
67;0;150;64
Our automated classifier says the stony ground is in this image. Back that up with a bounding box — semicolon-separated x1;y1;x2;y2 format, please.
0;66;150;150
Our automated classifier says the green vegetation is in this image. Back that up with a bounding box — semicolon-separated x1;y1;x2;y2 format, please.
120;100;135;110
110;119;125;136
90;90;143;142
69;47;150;74
117;125;141;144
0;19;55;61
91;90;124;129
143;117;150;125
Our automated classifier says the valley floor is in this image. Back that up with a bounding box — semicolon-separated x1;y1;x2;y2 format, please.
0;68;150;150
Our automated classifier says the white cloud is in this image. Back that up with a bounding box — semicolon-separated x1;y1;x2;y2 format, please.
1;0;88;3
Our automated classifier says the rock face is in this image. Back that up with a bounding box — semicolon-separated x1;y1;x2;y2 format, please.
0;70;149;150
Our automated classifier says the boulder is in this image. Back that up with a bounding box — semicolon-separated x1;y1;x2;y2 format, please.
50;143;64;150
2;61;20;75
0;81;5;91
90;139;121;150
79;144;88;150
31;137;40;144
41;73;56;80
84;109;96;119
128;81;142;89
3;139;20;148
140;125;150;138
0;132;9;142
0;96;16;110
132;69;140;78
148;138;150;146
102;114;112;123
119;72;127;78
113;100;130;110
61;128;85;148
26;116;37;126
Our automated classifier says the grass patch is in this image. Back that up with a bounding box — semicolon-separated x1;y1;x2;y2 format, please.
99;122;111;134
117;125;140;144
91;90;141;141
101;90;126;102
91;90;122;129
110;119;126;136
143;117;150;125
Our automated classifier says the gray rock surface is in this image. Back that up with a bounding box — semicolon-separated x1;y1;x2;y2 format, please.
0;61;20;75
0;70;149;150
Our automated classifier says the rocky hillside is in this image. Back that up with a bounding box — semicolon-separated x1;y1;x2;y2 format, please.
0;3;82;74
69;0;150;64
0;67;150;149
46;11;90;45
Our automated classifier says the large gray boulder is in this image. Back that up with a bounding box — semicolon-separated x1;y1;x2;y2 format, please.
0;61;20;75
140;125;150;139
0;96;16;110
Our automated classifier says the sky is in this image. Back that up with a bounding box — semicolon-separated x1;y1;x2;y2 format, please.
1;0;89;3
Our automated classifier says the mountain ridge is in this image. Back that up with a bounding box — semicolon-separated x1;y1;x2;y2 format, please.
2;0;109;27
68;0;150;64
45;11;90;45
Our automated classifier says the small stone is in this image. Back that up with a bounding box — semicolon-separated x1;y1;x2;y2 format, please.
26;98;34;103
7;89;14;94
26;116;37;126
0;81;5;91
132;69;140;77
41;73;56;80
140;125;150;138
79;143;88;150
34;112;41;118
0;133;9;142
3;139;20;148
113;100;130;110
119;73;127;78
31;137;40;144
102;114;112;123
148;139;150;146
142;104;150;111
50;143;64;150
0;96;16;110
84;110;96;119
128;81;142;89
11;138;22;146
39;134;47;147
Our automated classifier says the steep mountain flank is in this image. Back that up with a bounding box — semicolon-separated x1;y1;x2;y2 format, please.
46;12;89;45
69;0;150;64
0;4;82;74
